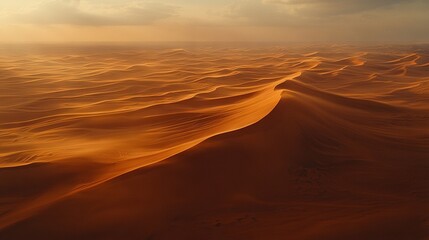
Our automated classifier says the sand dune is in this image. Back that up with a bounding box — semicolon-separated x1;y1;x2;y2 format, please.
0;44;428;239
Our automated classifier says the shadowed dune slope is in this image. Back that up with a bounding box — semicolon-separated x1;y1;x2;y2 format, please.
0;44;428;239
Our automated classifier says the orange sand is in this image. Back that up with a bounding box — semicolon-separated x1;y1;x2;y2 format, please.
0;44;428;239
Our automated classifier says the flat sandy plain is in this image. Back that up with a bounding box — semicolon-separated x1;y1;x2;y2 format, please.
0;44;428;239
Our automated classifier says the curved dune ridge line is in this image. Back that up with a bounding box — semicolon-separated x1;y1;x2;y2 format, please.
0;44;429;238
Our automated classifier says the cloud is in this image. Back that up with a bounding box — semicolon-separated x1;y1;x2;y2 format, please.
227;0;293;26
9;0;176;26
228;0;428;26
223;0;429;41
264;0;409;16
1;0;429;42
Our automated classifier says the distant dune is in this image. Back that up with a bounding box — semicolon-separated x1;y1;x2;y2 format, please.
0;44;428;239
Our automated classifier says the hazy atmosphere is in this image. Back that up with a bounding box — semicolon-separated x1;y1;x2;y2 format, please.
1;0;429;42
1;1;428;239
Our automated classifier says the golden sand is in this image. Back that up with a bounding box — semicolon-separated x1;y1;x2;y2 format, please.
0;44;428;239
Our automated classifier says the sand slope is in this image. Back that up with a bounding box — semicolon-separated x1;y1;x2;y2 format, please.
0;44;428;239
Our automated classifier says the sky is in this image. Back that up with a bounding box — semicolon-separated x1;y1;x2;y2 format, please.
0;0;428;43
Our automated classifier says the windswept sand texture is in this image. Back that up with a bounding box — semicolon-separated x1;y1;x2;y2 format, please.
0;44;428;239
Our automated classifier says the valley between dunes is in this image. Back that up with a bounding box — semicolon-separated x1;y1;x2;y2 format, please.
0;44;428;239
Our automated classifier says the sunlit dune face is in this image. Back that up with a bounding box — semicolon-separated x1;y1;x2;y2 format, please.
0;46;289;167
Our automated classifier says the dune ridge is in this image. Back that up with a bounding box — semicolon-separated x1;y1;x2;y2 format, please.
0;44;428;239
